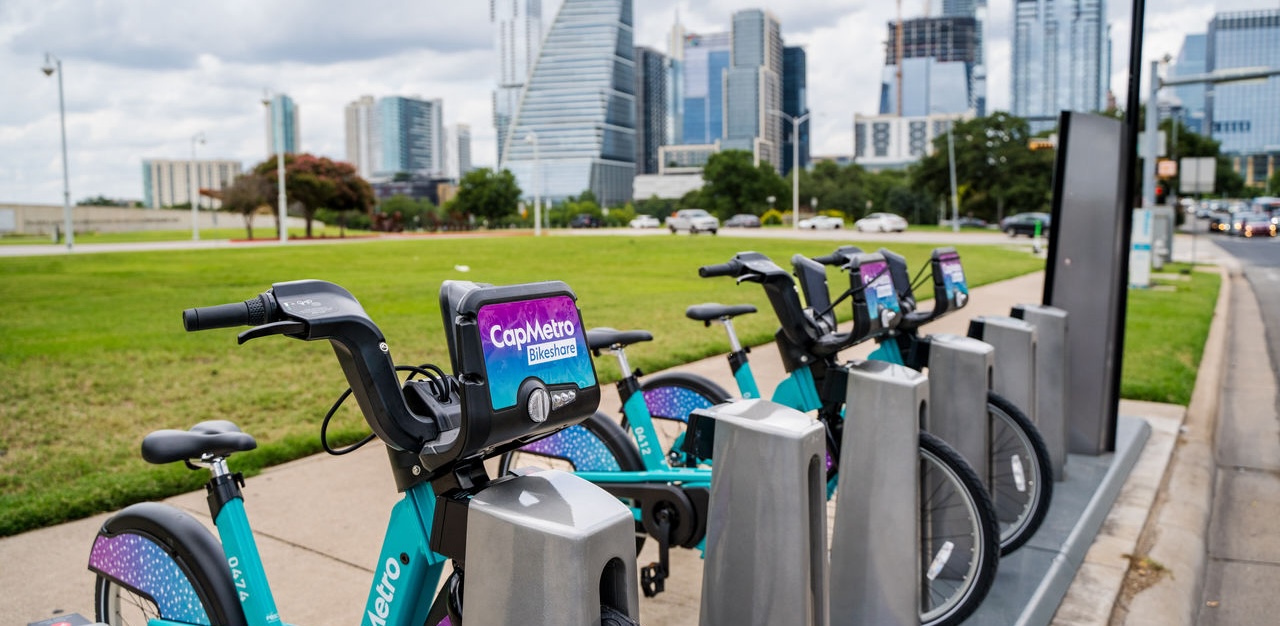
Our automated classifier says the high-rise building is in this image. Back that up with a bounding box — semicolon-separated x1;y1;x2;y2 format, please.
344;95;376;178
635;46;668;175
680;31;731;145
941;0;988;115
492;0;545;167
666;19;685;146
448;123;473;179
723;9;783;170
265;94;300;154
782;46;810;176
880;16;980;117
854;112;969;170
1011;0;1108;127
502;0;636;207
1206;10;1280;186
374;96;445;177
1169;34;1207;135
141;159;242;209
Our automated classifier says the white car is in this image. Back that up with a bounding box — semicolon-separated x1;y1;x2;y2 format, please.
667;209;720;234
629;215;661;229
797;215;844;230
854;212;909;233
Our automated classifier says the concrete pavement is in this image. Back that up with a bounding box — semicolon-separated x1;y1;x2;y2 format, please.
0;234;1243;625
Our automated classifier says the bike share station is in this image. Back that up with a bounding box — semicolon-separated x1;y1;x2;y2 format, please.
944;110;1155;624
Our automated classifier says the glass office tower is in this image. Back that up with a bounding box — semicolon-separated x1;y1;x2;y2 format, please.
1206;10;1280;186
374;96;445;177
723;8;783;170
681;31;731;145
1169;34;1207;135
782;45;810;176
1011;0;1108;126
492;0;544;167
635;46;669;175
502;0;636;206
265;94;299;155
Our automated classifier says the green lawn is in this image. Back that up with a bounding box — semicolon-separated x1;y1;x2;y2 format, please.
0;236;1214;536
1121;266;1221;405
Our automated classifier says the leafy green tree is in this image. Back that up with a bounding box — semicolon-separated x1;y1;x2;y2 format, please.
377;194;437;232
253;154;374;238
453;168;521;226
699;150;789;218
912;112;1054;223
1270;168;1280;197
219;173;271;239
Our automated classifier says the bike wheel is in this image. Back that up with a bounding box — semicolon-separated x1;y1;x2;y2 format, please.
638;372;732;466
988;391;1054;555
918;431;1000;626
90;505;247;626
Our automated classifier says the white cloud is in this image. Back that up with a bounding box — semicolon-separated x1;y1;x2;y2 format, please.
1;0;1274;204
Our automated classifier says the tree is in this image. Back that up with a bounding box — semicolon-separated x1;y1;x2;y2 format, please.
912;112;1054;223
253;154;374;238
698;150;788;218
452;168;522;226
220;173;272;239
375;194;436;232
1270;168;1280;197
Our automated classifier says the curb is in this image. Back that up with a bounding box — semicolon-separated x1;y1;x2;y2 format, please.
1112;260;1234;624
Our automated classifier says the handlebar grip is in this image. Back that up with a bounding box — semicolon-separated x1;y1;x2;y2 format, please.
183;294;276;331
811;253;845;266
698;261;740;278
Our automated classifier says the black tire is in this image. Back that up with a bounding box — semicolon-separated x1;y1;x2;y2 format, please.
601;605;641;626
987;391;1054;555
918;431;1001;626
639;372;733;467
91;504;247;626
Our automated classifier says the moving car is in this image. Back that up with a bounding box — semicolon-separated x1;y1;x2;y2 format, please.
570;213;602;228
629;214;661;229
724;213;762;228
1237;213;1276;238
667;209;720;234
853;212;908;233
797;215;844;230
1000;212;1051;237
943;216;989;229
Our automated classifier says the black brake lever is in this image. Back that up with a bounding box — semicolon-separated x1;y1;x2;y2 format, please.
237;321;307;344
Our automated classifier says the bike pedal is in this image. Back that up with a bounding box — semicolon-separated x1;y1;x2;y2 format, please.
640;561;666;597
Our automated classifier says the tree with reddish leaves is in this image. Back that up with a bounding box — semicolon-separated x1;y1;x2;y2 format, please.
253;153;374;238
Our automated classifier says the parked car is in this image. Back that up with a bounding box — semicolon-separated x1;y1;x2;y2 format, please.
1000;212;1052;237
570;213;602;228
1237;213;1275;238
724;213;762;228
629;214;661;229
797;215;845;230
667;209;720;234
943;216;989;229
854;212;908;233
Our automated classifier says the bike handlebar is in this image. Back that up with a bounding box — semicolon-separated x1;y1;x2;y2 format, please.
811;245;864;268
698;260;741;278
183;293;278;332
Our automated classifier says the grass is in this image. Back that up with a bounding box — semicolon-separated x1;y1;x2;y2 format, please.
1120;265;1221;405
0;234;1043;536
0;236;1218;537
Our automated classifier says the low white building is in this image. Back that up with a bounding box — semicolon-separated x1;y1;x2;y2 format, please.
141;159;243;209
852;111;971;171
634;173;704;200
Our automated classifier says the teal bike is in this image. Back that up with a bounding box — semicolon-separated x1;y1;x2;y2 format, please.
87;279;640;626
506;250;999;626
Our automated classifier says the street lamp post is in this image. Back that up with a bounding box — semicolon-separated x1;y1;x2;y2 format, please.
525;131;540;236
41;53;73;251
769;110;810;229
262;92;288;242
190;132;205;241
946;119;960;232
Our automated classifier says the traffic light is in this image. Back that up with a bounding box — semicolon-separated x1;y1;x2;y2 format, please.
1155;184;1168;205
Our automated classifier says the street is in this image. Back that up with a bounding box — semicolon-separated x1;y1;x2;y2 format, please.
1195;234;1280;624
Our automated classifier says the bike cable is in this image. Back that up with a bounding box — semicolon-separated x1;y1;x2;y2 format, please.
320;362;451;455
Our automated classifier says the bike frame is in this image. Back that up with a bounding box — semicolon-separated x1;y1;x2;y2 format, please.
157;475;449;626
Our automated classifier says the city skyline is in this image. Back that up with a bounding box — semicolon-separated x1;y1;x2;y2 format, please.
1;0;1274;204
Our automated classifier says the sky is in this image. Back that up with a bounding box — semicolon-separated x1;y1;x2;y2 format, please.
2;0;1277;205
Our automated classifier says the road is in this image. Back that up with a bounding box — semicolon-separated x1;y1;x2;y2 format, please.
1195;234;1280;624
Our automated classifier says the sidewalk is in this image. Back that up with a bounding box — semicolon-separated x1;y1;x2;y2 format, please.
0;238;1234;625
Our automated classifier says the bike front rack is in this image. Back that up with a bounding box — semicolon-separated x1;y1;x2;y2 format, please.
1011;304;1071;481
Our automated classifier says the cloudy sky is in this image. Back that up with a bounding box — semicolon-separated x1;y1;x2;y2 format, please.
2;0;1276;204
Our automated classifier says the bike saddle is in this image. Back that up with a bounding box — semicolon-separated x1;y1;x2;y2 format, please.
685;303;757;323
587;328;654;351
141;420;257;465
